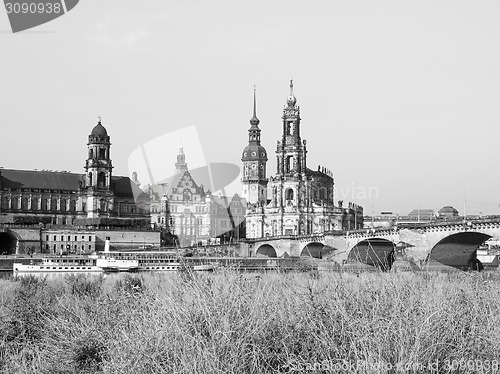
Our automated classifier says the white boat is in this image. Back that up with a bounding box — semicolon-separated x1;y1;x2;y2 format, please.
92;250;217;272
191;263;217;272
95;257;140;272
13;257;103;273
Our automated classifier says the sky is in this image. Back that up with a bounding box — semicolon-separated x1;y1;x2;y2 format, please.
1;0;500;216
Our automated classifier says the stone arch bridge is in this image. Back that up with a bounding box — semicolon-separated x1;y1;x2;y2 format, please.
240;219;500;269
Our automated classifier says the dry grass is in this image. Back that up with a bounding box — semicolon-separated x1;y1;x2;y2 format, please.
0;270;499;373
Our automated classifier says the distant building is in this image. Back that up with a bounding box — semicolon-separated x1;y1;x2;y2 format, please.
407;209;435;221
438;206;459;218
0;119;150;225
150;148;246;247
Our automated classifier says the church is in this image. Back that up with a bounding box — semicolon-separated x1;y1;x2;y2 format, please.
242;81;363;238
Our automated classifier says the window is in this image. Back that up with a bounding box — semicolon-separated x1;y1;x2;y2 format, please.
70;200;76;212
46;235;49;241
88;236;92;241
53;235;57;241
61;199;67;212
31;197;39;210
1;196;8;210
99;148;105;159
11;197;18;210
21;197;29;210
98;173;106;188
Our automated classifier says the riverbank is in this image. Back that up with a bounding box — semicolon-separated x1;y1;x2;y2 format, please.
0;271;499;373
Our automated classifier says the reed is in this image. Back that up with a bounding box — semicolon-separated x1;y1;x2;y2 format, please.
0;271;499;373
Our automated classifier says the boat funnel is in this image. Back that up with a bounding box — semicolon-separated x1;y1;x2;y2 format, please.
104;239;110;253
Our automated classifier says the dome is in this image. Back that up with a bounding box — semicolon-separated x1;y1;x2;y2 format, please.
439;206;458;214
91;120;108;137
241;144;267;162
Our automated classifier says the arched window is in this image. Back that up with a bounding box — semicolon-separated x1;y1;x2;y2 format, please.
51;199;58;211
88;173;93;187
89;149;94;159
100;199;107;212
319;189;325;200
98;172;106;188
21;197;29;210
286;156;294;173
31;197;38;210
11;197;18;210
286;188;294;201
70;200;76;212
1;196;8;210
41;199;48;211
61;199;67;212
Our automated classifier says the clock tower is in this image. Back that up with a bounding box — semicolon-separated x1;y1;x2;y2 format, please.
241;87;268;206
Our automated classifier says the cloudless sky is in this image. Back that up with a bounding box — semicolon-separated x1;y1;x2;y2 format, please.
1;0;500;216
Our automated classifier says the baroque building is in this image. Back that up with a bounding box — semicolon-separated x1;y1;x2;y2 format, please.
150;147;246;247
244;81;363;238
0;119;150;225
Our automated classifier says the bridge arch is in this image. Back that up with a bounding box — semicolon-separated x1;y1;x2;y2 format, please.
0;230;19;255
255;244;277;258
300;242;336;258
429;231;491;270
348;238;396;271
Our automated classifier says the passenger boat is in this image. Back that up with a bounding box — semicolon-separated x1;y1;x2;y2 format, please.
92;250;216;272
13;257;103;273
95;256;140;272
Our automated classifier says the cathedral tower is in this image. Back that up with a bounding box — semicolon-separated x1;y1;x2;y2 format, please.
84;118;114;217
241;87;268;206
276;79;307;179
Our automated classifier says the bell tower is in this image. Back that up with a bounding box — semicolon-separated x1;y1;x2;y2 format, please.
241;86;268;206
84;118;114;217
276;79;307;179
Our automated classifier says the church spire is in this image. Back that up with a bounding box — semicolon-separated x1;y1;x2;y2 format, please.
250;85;260;127
286;79;297;108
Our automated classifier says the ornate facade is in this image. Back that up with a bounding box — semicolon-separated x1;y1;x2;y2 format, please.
150;148;246;246
244;81;363;238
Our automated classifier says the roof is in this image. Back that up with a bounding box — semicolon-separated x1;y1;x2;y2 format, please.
438;206;459;213
0;169;146;200
0;169;83;191
91;121;108;137
408;209;435;217
305;167;333;180
112;176;149;200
